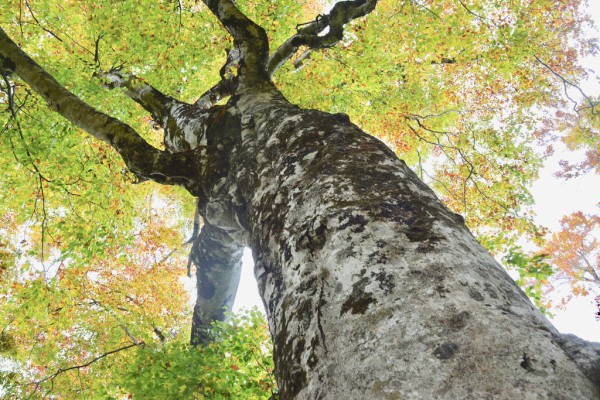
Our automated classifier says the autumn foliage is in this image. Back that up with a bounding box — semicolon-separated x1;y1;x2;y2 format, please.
542;211;600;304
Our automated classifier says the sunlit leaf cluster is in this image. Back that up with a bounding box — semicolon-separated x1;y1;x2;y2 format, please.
117;309;277;399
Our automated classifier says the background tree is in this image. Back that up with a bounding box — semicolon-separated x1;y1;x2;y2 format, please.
543;210;600;304
1;0;600;398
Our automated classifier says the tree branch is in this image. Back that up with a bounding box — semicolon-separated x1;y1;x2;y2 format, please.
202;0;269;85
195;76;238;109
120;324;142;344
535;55;599;115
32;341;140;396
194;48;240;108
268;0;378;75
456;0;492;31
0;27;197;187
22;0;64;43
100;67;179;123
93;34;180;121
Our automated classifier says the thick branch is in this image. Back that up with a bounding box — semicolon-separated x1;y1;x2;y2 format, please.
195;49;239;109
195;77;237;109
202;0;269;85
100;68;210;154
101;68;179;122
268;0;378;74
94;36;185;125
0;27;196;187
190;221;244;345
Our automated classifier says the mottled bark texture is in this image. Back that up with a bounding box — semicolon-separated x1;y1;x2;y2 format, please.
2;0;600;397
216;93;600;399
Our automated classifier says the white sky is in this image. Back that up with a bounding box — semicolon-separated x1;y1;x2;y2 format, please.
529;2;600;341
231;2;600;342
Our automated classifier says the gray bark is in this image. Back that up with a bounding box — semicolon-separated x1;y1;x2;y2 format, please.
205;91;600;399
189;223;243;345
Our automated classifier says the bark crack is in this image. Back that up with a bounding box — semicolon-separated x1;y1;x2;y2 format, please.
317;279;328;353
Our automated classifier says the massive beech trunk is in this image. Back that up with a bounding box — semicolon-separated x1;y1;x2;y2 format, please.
2;0;600;398
225;95;600;398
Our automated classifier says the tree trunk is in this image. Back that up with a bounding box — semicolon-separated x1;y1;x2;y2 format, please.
199;91;600;399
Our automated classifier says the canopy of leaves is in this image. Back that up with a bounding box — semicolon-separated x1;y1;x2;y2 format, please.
0;0;599;397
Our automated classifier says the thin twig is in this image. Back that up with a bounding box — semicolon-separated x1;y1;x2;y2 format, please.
23;0;63;42
535;55;598;115
30;342;140;398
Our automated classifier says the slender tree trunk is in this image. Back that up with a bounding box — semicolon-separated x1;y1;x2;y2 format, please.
199;91;600;399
